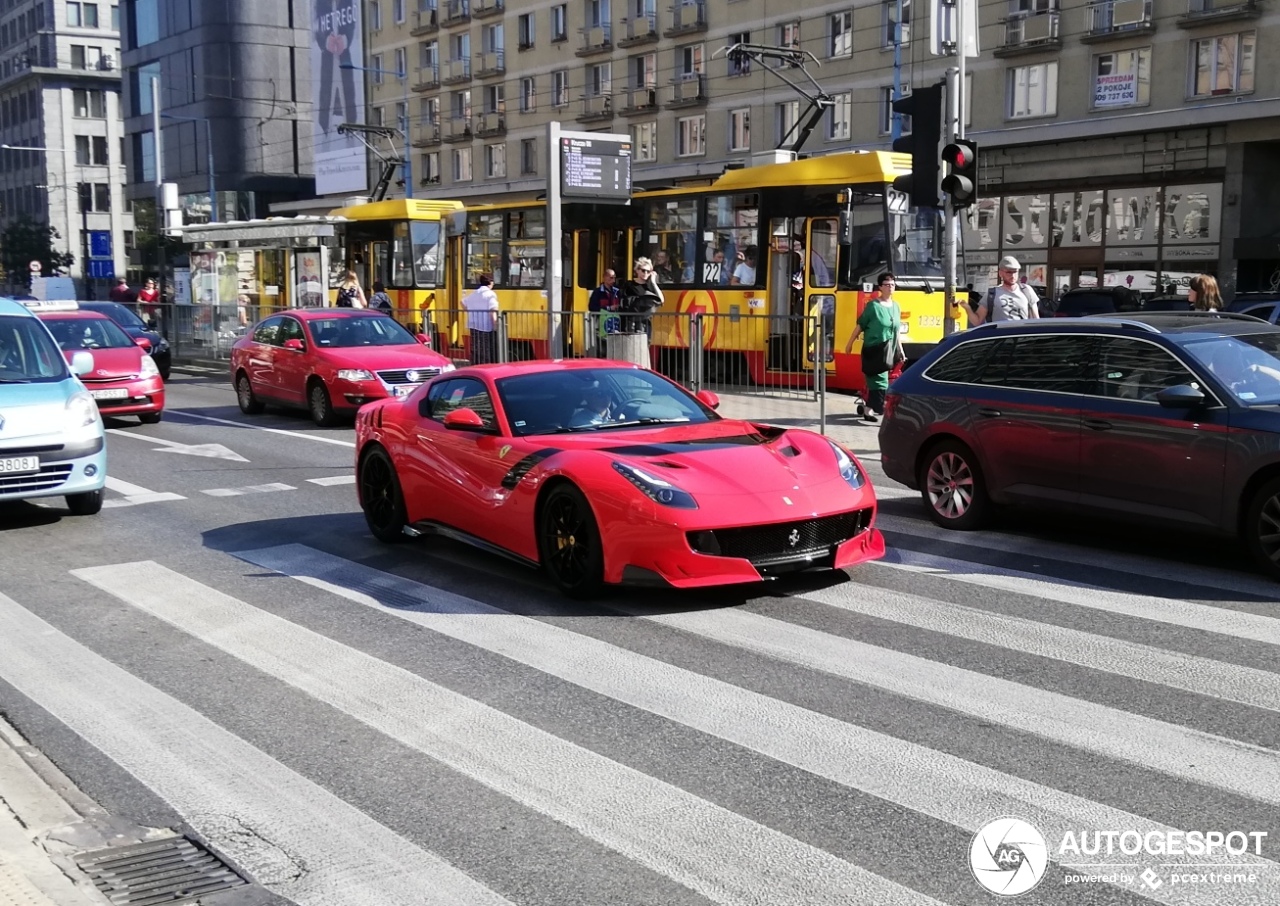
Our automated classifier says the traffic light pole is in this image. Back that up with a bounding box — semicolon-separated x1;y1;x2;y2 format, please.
944;66;960;337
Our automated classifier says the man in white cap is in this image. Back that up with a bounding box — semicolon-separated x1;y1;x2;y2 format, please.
964;256;1040;324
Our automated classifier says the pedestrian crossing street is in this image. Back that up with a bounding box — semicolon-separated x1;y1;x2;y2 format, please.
2;519;1279;906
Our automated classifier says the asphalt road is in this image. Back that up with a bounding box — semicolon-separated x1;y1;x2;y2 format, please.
1;368;1279;906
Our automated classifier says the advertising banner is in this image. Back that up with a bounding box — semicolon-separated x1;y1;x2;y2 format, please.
1094;72;1137;108
312;0;368;195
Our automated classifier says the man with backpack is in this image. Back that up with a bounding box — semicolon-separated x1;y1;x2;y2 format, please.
963;256;1040;325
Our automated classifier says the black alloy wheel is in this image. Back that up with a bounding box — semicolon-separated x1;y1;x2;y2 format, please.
309;380;338;427
1245;477;1280;580
65;488;103;516
359;447;408;543
920;439;990;530
236;372;265;414
539;484;604;598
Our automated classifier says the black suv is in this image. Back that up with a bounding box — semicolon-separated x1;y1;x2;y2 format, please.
1052;286;1142;317
78;301;171;380
879;312;1280;579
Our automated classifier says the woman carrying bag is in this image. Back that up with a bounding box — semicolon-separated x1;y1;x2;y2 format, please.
336;271;368;308
844;271;904;423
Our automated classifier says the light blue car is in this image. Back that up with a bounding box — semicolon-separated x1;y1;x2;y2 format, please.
0;298;107;514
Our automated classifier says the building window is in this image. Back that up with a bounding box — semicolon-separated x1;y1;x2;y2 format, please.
485;143;506;178
585;0;609;28
588;62;611;96
94;184;110;212
1093;48;1151;108
420;39;438;70
483;23;504;53
423;96;440;124
677;114;705;156
632;52;656;89
679;43;703;77
371;53;384;83
394;0;405;23
632;120;656;161
395;48;406;78
551;4;567;40
830;11;852;57
520;77;536;111
369;0;382;31
421;151;441;183
485;83;505;114
1190;32;1255;98
75;135;91;165
779;20;800;49
553;70;569;106
880;86;911;133
729;108;750;151
884;0;910;47
520;138;537;174
451;89;472;120
73;88;106;118
777;99;799;144
92;135;109;165
111;4;119;30
453;147;473;181
84;3;99;27
728;32;750;75
828;92;851;140
1008;61;1058;118
372;106;384;126
518;12;535;48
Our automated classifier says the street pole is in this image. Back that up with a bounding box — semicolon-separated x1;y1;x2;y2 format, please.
401;67;413;199
944;66;959;337
205;117;217;221
81;183;91;298
152;76;166;303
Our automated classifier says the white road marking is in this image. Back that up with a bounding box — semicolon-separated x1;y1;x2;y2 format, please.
0;592;517;906
307;475;355;487
167;410;356;448
201;483;295;498
76;559;947;906
230;543;1278;903
106;428;248;462
102;476;185;508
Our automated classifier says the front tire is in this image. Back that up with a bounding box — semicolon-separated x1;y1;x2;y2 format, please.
538;483;604;598
138;411;162;425
236;372;265;414
66;488;103;516
309;379;338;427
359;447;408;543
1244;477;1280;580
919;439;990;530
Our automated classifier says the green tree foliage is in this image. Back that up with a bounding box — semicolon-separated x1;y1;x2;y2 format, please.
0;217;76;286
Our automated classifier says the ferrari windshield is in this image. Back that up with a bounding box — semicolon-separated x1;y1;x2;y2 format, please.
497;368;719;436
308;314;417;348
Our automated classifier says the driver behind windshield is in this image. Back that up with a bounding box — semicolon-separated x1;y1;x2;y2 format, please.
569;385;615;428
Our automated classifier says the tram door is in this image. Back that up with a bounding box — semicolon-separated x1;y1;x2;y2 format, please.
801;217;839;373
435;231;466;354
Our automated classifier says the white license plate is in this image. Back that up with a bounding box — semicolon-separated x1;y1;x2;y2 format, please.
392;384;419;398
91;388;130;400
0;456;39;475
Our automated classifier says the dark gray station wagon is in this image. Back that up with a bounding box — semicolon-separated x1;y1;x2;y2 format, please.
879;312;1280;579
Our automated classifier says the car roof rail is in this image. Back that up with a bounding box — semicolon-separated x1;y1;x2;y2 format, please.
1077;315;1161;332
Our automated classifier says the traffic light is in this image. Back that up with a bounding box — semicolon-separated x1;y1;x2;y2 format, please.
890;84;943;209
941;139;979;207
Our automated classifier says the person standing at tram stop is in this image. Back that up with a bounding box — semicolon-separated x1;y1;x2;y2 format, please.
462;274;500;364
336;271;368;308
844;272;905;423
588;269;622;355
963;256;1040;325
1188;273;1223;311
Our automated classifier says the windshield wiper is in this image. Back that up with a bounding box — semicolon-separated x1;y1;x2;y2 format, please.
0;378;32;383
593;417;691;429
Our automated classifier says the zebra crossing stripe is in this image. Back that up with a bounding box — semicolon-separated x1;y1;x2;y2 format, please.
0;592;517;906
73;559;947;906
231;543;1277;904
201;483;296;497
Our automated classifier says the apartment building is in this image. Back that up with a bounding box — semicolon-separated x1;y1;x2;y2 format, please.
363;0;1280;295
0;0;134;293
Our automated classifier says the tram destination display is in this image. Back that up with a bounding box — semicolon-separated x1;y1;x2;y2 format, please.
560;136;632;204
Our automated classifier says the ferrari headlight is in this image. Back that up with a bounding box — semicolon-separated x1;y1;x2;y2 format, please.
612;461;697;509
337;369;375;382
139;355;160;377
65;390;100;430
829;440;865;490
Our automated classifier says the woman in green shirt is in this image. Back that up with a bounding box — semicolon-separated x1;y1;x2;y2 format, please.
844;272;902;423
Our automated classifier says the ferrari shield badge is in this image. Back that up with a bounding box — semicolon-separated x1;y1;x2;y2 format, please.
499;444;512;459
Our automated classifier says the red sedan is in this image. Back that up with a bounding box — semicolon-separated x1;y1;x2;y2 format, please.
38;309;165;424
355;360;885;596
230;309;456;425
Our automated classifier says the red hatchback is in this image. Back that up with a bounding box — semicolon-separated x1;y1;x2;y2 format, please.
38;309;165;424
230;309;456;425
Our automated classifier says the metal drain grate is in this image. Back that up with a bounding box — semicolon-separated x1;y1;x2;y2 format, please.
74;836;248;906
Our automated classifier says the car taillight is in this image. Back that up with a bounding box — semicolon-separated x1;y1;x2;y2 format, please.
882;392;900;420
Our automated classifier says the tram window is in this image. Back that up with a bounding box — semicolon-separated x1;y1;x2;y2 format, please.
703;193;758;287
809;219;838;289
467;212;504;285
639;199;697;286
507;210;546;288
890;206;945;282
372;242;390;290
411;221;443;287
390;222;415;288
846;196;892;287
508;209;546;240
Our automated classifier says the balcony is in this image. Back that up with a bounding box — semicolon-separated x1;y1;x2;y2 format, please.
1082;0;1155;40
410;6;439;35
420;173;442;187
617;15;659;46
577;94;614;123
664;1;707;37
472;0;504;17
619;85;659;116
667;73;705;109
476;111;507;136
443;117;475;142
993;10;1062;56
576;25;612;56
474;49;505;77
441;57;472;84
1177;0;1259;26
441;0;470;26
413;124;443;147
413;63;440;92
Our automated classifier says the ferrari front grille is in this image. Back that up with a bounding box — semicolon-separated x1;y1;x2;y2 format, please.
688;509;872;564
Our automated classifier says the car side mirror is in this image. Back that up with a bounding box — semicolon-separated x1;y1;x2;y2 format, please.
695;389;720;410
415;332;432;346
134;337;152;350
70;351;94;376
1156;383;1206;408
442;408;486;430
283;338;305;351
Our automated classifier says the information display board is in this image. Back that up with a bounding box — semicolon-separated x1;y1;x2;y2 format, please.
560;136;632;203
